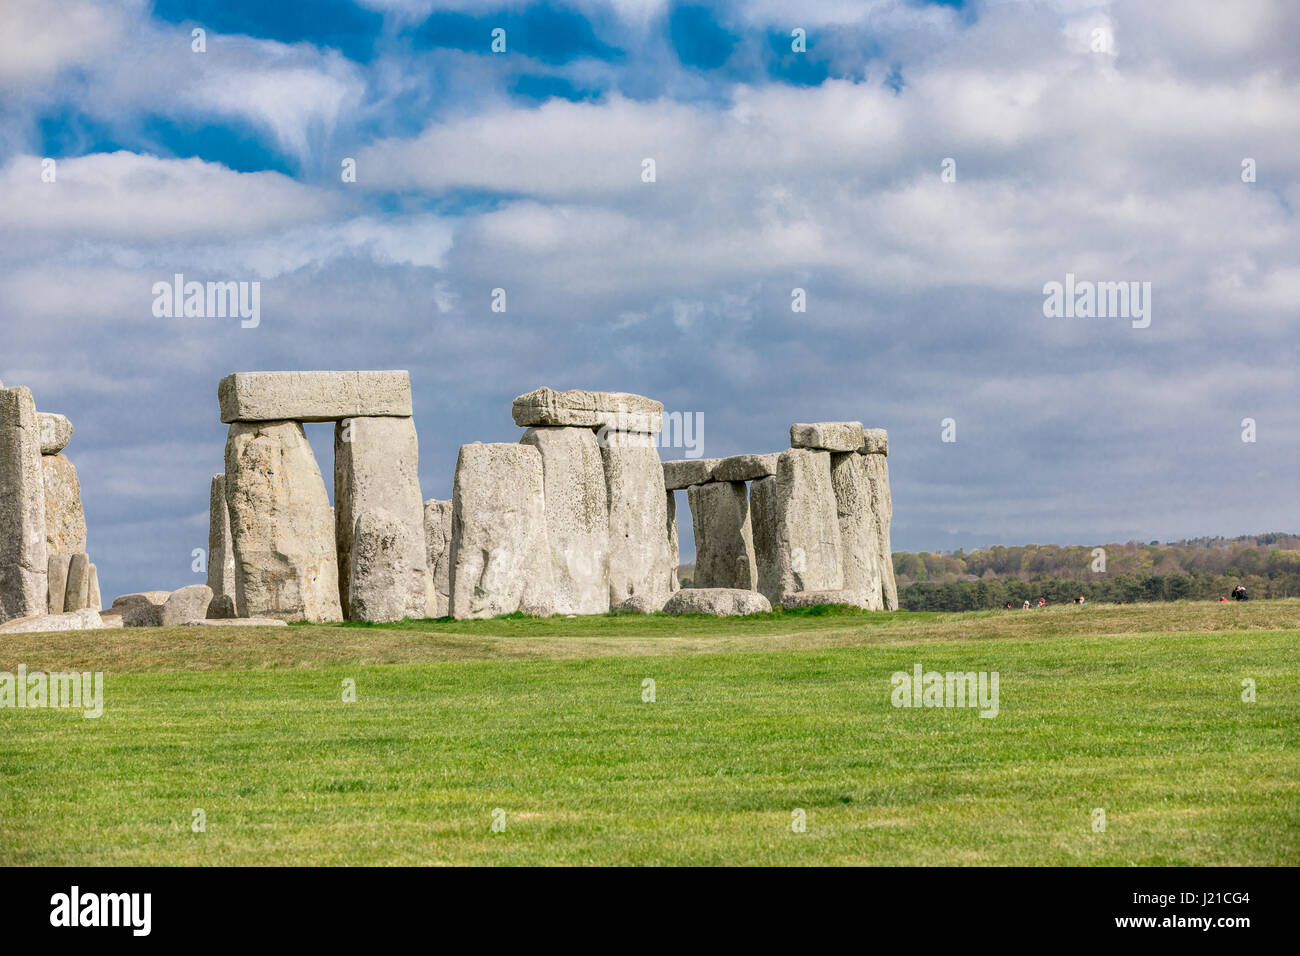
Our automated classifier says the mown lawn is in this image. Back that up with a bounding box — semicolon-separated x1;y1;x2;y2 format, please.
1;600;1296;865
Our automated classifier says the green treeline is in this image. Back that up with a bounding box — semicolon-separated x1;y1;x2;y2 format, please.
895;533;1300;611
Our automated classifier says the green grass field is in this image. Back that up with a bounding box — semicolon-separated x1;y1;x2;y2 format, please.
2;600;1297;865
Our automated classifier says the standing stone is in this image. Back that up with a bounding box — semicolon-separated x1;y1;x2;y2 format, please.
424;499;453;618
861;447;898;611
37;413;74;455
224;420;342;623
750;448;844;606
666;491;680;592
601;437;675;606
348;509;423;623
520;426;610;615
47;553;72;614
334;416;429;621
688;481;756;590
207;475;238;613
0;387;49;623
830;452;884;610
449;443;554;619
64;552;91;612
87;563;101;612
41;454;87;556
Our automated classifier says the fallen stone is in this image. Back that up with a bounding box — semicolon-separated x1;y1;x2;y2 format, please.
224;420;342;622
64;553;91;612
613;593;667;613
41;454;87;557
219;370;413;424
661;458;719;491
712;453;780;482
87;564;101;611
779;588;867;609
335;416;429;621
863;453;898;610
0;608;105;634
181;617;288;627
98;609;125;628
790;421;866;452
0;386;49;623
160;584;214;625
449;443;554;619
206;594;236;619
112;591;171;609
750;448;845;606
38;413;73;455
829;452;884;611
859;427;889;456
512;387;662;433
347;508;424;623
424;499;453;618
688;481;756;590
663;588;772;616
521;426;610;615
602;442;675;607
207;475;238;614
47;553;72;615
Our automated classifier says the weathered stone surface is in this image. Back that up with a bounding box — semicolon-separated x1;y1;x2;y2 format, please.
41;454;87;556
661;457;719;491
780;588;867;609
98;609;125;628
0;608;105;634
335;416;429;621
64;553;91;612
219;370;413;424
112;591;171;609
666;491;680;592
347;509;424;623
38;413;73;455
663;588;772;616
520;426;610;615
449;443;554;619
830;452;885;611
750;449;844;606
688;481;756;590
512;387;663;433
863;453;898;611
87;564;101;611
423;499;452;618
207;475;237;612
206;594;236;619
790;421;866;452
602;443;675;606
0;386;49;623
712;453;779;483
181;617;289;627
859;428;889;456
614;593;667;613
160;584;214;625
224;420;342;623
47;554;72;615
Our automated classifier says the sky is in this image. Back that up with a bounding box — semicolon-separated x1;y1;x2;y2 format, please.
1;0;1297;602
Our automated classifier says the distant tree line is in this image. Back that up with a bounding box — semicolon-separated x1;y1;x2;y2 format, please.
894;534;1300;611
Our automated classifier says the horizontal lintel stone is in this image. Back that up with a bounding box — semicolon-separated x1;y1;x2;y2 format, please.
219;370;413;423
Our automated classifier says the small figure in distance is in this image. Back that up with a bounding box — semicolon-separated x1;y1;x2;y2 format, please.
1022;600;1031;610
1037;597;1046;609
1004;601;1013;610
1219;595;1228;603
